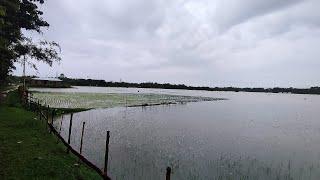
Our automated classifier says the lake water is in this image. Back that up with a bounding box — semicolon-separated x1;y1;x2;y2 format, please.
34;86;320;179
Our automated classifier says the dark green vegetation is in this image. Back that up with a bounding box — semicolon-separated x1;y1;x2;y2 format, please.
0;0;60;85
0;90;100;179
55;77;320;95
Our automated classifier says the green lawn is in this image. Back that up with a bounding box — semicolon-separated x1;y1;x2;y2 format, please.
0;91;101;179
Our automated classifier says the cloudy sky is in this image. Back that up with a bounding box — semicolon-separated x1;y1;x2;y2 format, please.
14;0;320;88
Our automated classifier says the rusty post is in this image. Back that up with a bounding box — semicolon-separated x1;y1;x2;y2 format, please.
166;167;171;180
104;131;110;176
67;113;73;153
80;122;86;154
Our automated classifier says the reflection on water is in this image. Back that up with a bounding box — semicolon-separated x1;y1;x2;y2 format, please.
53;87;320;179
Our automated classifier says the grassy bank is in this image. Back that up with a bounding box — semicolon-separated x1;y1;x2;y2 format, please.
0;91;100;179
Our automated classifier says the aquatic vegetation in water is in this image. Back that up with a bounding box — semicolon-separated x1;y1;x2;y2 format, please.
31;92;223;109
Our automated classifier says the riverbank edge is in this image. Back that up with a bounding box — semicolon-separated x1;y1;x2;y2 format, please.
0;90;101;179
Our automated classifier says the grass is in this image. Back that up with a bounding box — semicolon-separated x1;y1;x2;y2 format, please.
0;91;101;179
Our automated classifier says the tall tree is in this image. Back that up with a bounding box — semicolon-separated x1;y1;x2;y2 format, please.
0;0;60;86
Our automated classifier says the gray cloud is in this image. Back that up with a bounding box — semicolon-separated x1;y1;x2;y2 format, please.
14;0;320;87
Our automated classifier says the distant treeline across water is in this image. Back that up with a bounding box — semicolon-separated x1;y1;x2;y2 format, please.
12;76;320;95
60;78;320;95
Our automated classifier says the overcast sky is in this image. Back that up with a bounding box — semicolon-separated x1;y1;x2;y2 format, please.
14;0;320;88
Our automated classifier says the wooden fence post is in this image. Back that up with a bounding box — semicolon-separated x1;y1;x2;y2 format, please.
50;109;54;133
27;92;30;109
28;93;34;111
46;105;50;121
42;105;48;130
38;100;41;121
166;167;171;180
59;115;63;134
67;113;73;153
104;131;110;176
80;122;86;154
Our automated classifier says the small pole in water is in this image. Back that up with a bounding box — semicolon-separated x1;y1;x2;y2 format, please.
104;131;110;176
79;122;86;155
67;113;73;153
166;167;171;180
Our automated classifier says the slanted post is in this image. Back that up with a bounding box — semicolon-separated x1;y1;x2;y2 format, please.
50;109;54;133
79;122;86;154
59;115;63;134
166;167;171;180
28;93;31;110
104;131;110;176
38;100;41;121
42;105;48;130
46;105;50;120
67;113;73;153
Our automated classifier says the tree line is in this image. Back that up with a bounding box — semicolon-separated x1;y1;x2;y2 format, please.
0;0;60;86
59;77;320;95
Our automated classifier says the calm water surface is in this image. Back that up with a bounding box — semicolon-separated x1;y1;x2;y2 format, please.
48;86;320;180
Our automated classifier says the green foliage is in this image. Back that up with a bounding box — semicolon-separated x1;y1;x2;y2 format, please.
3;89;21;107
0;0;61;85
0;91;100;179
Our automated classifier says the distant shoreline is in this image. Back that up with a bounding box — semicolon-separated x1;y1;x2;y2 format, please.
11;76;320;95
60;78;320;95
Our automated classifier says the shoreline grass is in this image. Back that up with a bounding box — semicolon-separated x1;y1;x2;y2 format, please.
0;90;100;179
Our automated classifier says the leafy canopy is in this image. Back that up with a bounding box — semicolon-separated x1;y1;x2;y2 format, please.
0;0;61;85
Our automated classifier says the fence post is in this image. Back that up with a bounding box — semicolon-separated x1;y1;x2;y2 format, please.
57;117;63;144
25;91;28;107
38;100;41;121
80;122;86;155
46;105;50;121
104;131;110;176
59;115;63;134
166;167;171;180
29;94;32;111
27;92;30;109
67;113;73;153
50;109;54;133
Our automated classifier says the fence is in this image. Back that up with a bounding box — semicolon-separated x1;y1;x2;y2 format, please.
18;87;172;180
